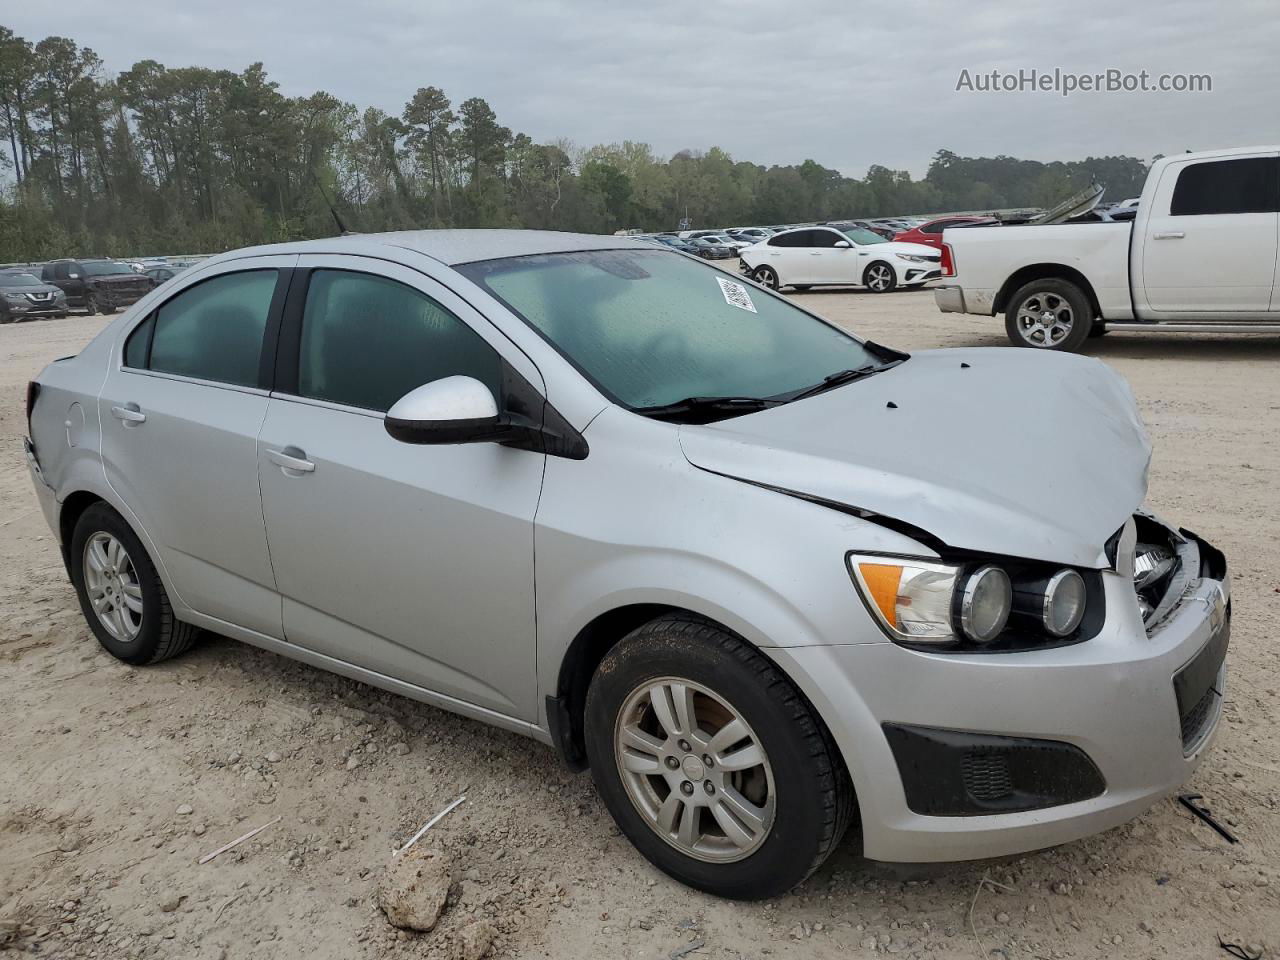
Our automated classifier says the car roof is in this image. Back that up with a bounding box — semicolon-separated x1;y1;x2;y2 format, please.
232;230;644;267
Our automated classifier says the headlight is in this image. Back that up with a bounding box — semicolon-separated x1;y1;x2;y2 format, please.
849;557;959;642
896;254;929;263
4;292;25;301
957;565;1012;642
1015;568;1086;637
848;553;1092;651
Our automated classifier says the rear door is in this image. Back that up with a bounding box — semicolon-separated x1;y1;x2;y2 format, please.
99;257;294;639
1140;154;1280;313
256;256;545;720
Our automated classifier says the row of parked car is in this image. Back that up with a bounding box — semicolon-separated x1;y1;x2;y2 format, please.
628;216;986;294
0;257;196;324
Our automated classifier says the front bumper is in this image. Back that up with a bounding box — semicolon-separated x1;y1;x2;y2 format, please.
902;267;943;285
769;535;1230;863
3;299;66;318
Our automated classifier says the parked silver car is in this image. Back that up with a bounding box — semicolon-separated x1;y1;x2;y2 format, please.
25;231;1230;899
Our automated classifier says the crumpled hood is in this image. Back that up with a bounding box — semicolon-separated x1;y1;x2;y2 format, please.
679;348;1150;567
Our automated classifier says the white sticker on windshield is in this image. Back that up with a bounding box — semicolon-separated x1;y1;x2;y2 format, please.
717;276;757;313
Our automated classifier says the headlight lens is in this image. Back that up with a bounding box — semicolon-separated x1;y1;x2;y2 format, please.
849;553;1091;651
849;558;959;642
1042;569;1087;636
896;254;928;263
957;565;1012;642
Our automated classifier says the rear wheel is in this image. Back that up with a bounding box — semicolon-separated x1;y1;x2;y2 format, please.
751;265;780;290
69;503;199;665
584;615;854;900
863;262;896;293
1004;279;1093;351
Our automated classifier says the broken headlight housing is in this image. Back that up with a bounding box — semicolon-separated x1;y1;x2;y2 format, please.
847;553;1102;652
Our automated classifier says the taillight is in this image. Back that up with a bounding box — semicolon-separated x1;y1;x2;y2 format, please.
941;242;956;277
26;381;40;435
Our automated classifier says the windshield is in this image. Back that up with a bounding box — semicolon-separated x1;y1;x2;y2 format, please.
459;249;885;411
842;227;889;245
81;261;135;276
0;273;42;287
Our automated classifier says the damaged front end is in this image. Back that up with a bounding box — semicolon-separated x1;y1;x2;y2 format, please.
1112;512;1231;753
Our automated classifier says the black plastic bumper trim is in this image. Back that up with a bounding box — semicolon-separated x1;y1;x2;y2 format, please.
882;723;1106;817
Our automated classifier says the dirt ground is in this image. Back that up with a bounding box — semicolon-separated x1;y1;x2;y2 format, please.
2;284;1278;960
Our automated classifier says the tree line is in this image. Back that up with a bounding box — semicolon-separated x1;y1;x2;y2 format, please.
0;25;1153;262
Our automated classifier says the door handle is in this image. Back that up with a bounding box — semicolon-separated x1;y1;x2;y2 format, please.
111;404;146;424
267;447;315;474
1153;231;1185;240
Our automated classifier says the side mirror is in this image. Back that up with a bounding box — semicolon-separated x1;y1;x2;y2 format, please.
833;240;852;249
384;376;506;445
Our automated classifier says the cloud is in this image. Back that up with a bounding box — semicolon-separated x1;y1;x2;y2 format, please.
6;0;1276;176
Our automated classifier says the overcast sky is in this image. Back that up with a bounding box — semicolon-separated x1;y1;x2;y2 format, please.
7;0;1277;177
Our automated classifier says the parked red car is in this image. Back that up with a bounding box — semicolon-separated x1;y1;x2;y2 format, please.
894;216;997;276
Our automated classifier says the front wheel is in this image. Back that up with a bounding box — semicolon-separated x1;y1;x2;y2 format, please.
70;503;199;665
84;294;98;316
863;261;897;293
751;265;780;290
584;615;854;900
1004;279;1093;351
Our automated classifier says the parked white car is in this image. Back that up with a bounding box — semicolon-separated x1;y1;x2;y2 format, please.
935;145;1280;349
739;226;942;292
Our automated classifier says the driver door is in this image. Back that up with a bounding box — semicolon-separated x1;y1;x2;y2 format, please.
256;256;546;720
806;229;859;284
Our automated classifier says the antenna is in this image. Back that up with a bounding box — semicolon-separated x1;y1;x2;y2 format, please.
310;168;354;235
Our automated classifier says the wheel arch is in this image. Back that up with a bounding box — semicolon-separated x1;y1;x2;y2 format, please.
58;490;107;570
994;264;1101;319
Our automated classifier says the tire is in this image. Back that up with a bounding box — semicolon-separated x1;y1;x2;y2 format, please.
863;261;897;293
1004;279;1093;351
584;615;854;900
69;503;199;666
752;265;780;290
84;294;98;316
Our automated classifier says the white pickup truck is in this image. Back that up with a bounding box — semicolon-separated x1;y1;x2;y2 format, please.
935;145;1280;350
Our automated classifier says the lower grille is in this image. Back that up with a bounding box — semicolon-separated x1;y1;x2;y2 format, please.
960;751;1014;802
1179;686;1217;749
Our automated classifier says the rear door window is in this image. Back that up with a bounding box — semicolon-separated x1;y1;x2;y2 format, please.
1170;157;1280;216
128;270;279;388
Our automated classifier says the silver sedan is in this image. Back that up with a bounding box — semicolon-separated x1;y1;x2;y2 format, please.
25;230;1229;899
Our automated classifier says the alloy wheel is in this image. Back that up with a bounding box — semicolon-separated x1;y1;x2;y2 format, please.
83;532;143;642
1015;292;1075;347
614;677;776;863
753;267;779;290
866;264;893;292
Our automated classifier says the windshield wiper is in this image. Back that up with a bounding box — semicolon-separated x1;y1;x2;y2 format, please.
787;362;899;401
635;395;783;423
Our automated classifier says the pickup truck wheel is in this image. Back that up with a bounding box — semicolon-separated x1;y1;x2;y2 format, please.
863;262;897;293
584;615;854;899
84;295;98;316
1005;280;1093;351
